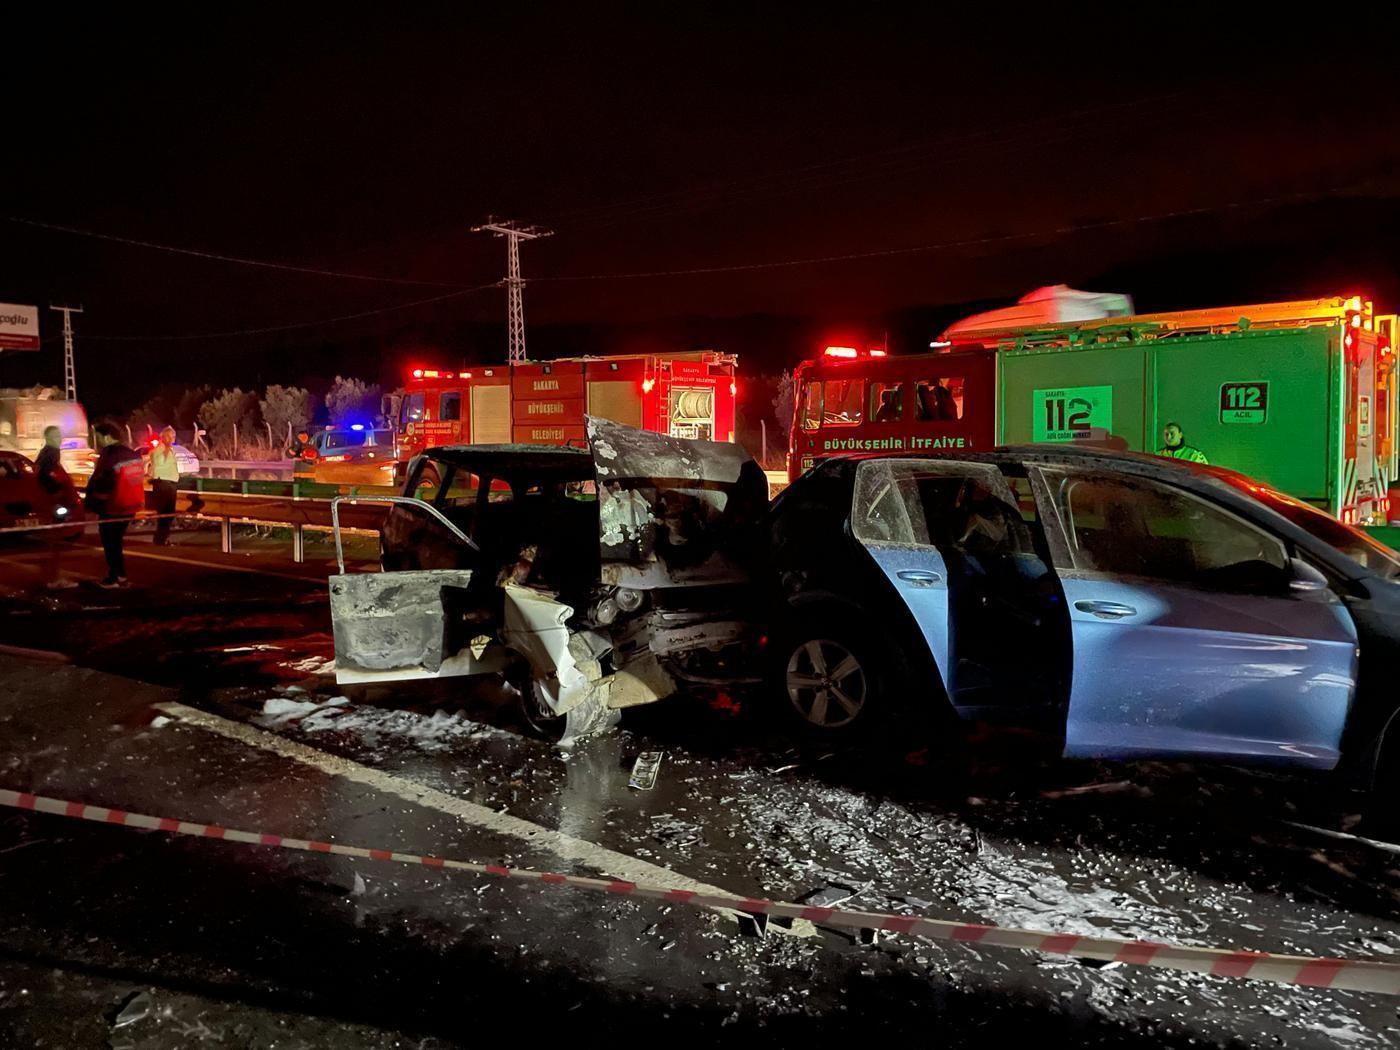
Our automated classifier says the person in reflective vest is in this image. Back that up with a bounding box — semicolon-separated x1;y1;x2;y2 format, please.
1155;422;1208;464
147;426;181;546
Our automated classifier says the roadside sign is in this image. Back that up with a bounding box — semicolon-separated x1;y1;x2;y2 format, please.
1220;381;1269;424
1032;385;1112;442
0;303;40;350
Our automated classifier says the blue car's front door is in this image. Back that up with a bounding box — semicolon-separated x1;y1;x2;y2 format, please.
851;459;1067;713
1030;465;1357;769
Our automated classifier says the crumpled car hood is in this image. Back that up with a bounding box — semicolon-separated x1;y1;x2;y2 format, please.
588;417;768;590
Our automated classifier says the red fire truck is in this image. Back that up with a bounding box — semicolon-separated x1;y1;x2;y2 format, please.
398;351;738;477
788;344;997;482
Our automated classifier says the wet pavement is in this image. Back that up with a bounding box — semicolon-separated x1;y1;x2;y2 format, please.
1;541;1399;1046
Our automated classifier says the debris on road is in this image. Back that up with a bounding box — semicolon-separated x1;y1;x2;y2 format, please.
629;750;664;790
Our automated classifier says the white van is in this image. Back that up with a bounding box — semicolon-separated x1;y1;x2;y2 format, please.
0;389;95;474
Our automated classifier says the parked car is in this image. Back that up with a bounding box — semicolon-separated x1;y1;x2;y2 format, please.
764;446;1400;791
296;426;398;487
325;420;766;742
0;450;78;531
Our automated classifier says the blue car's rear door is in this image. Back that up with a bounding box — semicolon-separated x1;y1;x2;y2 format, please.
1029;465;1357;769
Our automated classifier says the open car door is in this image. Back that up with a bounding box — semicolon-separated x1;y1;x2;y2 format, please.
1029;463;1357;768
849;458;1068;715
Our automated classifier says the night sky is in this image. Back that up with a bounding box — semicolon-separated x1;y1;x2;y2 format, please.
3;8;1399;415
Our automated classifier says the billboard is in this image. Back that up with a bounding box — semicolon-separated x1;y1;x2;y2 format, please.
0;304;40;351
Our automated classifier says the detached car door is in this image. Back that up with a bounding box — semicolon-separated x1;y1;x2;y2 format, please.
1030;464;1358;768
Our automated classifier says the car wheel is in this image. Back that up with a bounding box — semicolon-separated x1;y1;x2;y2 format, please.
518;678;568;741
771;614;888;735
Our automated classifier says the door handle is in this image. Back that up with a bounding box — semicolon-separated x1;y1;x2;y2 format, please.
897;569;943;587
1074;600;1137;619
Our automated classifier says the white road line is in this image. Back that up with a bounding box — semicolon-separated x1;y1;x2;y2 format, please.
153;701;812;935
122;546;328;583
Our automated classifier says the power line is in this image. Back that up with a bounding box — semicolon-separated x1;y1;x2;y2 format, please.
541;93;1192;232
77;282;499;342
2;215;470;288
535;182;1377;283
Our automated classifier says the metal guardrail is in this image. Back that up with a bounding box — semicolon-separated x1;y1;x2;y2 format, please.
198;458;297;480
330;495;477;573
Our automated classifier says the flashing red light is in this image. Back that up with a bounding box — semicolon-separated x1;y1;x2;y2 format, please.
412;368;424;378
824;346;859;358
730;381;737;396
412;368;455;379
642;378;656;393
868;349;887;357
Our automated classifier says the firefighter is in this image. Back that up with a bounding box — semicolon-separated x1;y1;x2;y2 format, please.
85;422;145;588
1155;422;1208;464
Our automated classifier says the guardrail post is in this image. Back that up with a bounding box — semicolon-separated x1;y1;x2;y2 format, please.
292;524;304;564
220;517;232;554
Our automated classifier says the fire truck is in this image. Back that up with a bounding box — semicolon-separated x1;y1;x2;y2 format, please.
398;351;738;478
789;292;1397;523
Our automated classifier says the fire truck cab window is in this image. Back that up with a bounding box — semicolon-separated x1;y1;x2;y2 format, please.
869;382;904;422
402;393;425;424
915;378;964;421
800;381;822;431
822;379;863;426
439;391;462;422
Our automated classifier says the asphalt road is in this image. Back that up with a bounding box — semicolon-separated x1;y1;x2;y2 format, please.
1;534;1398;1047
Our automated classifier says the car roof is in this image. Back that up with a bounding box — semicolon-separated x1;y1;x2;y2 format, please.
424;443;594;482
830;442;1214;478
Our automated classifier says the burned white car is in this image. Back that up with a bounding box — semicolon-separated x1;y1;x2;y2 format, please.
327;418;768;742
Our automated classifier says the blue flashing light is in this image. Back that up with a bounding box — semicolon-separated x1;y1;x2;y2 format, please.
350;423;365;432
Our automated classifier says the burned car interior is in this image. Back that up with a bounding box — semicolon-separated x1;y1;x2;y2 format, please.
330;419;768;742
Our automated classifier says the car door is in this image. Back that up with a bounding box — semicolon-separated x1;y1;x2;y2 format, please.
1030;464;1358;768
850;458;1067;711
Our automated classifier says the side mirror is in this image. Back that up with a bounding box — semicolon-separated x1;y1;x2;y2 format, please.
1288;557;1330;595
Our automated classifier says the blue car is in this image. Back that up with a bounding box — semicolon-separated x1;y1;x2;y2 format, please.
764;447;1400;790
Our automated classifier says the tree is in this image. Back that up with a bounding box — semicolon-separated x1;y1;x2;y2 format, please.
324;375;382;425
260;385;312;445
197;388;260;457
772;370;795;444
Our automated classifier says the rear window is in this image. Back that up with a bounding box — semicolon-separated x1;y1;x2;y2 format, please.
318;430;365;451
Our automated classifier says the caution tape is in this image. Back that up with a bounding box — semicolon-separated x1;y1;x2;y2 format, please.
3;786;1397;995
0;509;188;536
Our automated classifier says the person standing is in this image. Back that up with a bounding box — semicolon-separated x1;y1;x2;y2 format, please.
147;426;181;546
1155;422;1208;464
86;422;144;588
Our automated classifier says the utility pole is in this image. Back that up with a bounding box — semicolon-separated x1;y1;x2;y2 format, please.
49;304;83;401
471;218;552;363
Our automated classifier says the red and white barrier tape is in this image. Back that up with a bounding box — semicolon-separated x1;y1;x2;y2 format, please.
3;786;1397;995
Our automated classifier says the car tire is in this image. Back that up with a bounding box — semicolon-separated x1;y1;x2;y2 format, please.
769;609;892;737
517;678;568;742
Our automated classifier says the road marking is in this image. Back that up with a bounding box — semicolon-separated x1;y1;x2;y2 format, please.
121;546;328;584
153;701;811;935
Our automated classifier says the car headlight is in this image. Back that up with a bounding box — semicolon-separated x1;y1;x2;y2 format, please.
614;587;645;613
